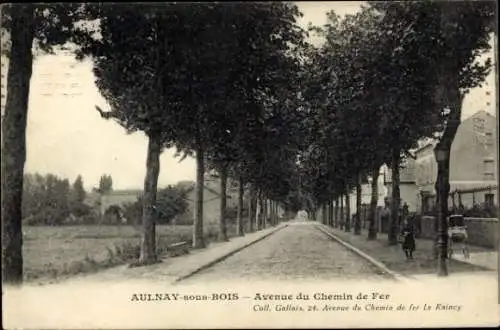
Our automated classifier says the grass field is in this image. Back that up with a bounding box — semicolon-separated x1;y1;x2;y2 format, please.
22;222;240;282
23;224;195;282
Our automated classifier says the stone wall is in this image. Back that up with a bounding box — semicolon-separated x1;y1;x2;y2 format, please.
420;216;498;248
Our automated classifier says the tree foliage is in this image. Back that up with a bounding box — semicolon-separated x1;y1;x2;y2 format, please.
71;175;86;203
22;173;92;225
123;185;189;225
299;1;495;245
81;2;308;254
97;174;113;195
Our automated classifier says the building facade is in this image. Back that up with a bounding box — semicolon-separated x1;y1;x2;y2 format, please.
348;169;388;217
84;189;143;223
373;111;498;214
175;174;240;229
415;110;498;211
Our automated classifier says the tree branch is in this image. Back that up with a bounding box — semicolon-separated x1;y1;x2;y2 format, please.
404;150;416;160
95;105;118;120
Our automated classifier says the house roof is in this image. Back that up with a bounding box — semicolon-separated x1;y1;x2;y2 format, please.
83;189;142;206
180;180;232;199
413;110;496;155
107;189;143;196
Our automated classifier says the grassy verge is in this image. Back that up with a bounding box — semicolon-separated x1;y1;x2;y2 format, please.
23;221;272;283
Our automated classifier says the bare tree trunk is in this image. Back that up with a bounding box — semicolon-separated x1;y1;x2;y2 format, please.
270;200;274;225
339;194;344;229
263;198;268;228
270;200;275;226
218;165;228;241
257;193;264;230
270;200;273;225
139;134;162;264
275;202;280;224
274;201;279;225
1;5;35;285
328;200;334;226
355;174;362;235
345;187;351;232
193;143;205;249
236;176;244;236
368;166;380;240
435;83;464;276
389;147;401;245
321;203;327;225
268;200;272;226
276;202;280;223
255;190;260;230
248;184;256;232
334;198;339;228
325;202;329;225
275;201;278;224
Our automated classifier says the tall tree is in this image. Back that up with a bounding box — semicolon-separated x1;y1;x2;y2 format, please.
72;175;86;203
90;5;183;263
367;166;380;239
69;175;90;217
167;3;305;246
427;2;494;275
1;4;35;285
355;174;363;235
98;174;113;195
370;0;495;273
1;3;91;284
236;176;245;236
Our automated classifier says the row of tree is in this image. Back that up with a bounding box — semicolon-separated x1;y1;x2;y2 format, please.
1;2;495;283
86;4;309;263
21;173;115;225
1;3;307;283
298;1;495;276
22;172;189;226
22;174;89;225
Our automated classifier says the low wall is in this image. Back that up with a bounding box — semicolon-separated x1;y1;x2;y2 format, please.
420;216;498;248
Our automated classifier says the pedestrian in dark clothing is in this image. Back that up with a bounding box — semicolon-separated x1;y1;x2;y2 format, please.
399;219;416;260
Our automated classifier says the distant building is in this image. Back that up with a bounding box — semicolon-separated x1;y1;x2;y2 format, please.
373;111;498;214
84;189;143;222
415;110;498;211
83;173;245;227
175;173;240;229
348;169;388;216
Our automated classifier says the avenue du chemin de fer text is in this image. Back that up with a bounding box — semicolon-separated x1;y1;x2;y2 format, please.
130;291;462;313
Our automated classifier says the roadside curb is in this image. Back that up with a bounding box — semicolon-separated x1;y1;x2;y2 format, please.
174;223;289;283
315;224;411;282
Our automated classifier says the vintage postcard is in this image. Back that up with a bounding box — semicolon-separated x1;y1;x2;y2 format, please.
2;1;499;328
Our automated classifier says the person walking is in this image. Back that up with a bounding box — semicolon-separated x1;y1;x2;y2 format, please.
399;218;416;260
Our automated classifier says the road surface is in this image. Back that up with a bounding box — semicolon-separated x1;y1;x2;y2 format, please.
181;221;391;283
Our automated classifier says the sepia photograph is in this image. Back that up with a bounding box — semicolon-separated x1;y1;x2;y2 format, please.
1;1;499;328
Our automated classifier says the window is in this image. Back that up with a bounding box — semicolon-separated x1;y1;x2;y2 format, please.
484;172;495;181
485;193;495;207
473;119;485;136
485;132;494;146
484;159;494;172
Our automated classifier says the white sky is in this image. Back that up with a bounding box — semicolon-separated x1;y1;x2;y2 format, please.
11;2;498;190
